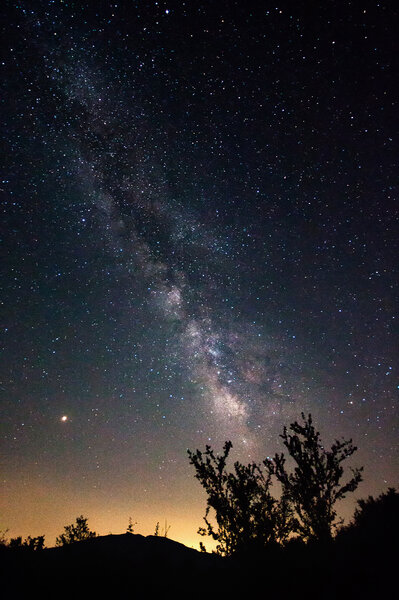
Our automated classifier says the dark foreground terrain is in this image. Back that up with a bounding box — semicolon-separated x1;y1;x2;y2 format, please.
1;529;397;599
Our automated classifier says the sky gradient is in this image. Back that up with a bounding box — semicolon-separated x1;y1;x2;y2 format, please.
1;0;397;548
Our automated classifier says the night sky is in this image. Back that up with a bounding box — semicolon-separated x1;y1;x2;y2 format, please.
1;1;398;548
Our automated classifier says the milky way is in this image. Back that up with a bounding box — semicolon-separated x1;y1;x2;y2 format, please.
1;1;397;546
47;37;305;448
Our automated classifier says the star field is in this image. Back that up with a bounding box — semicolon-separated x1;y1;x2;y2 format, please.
1;1;397;546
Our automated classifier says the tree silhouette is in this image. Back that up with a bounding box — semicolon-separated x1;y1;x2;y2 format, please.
8;535;45;551
340;487;399;545
352;487;398;528
188;441;293;556
264;413;363;542
56;515;97;546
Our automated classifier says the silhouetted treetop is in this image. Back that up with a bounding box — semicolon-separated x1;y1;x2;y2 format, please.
340;487;399;545
8;535;45;551
188;441;293;555
264;412;363;542
189;413;364;553
56;515;97;546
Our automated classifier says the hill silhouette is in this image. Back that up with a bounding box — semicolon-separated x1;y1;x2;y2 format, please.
1;533;225;597
48;531;220;569
2;524;397;599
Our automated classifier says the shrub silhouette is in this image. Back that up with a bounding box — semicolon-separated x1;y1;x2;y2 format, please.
339;487;399;545
8;535;45;551
264;413;363;542
0;529;9;546
56;515;97;546
188;441;293;556
126;516;137;533
154;520;171;537
189;413;364;553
